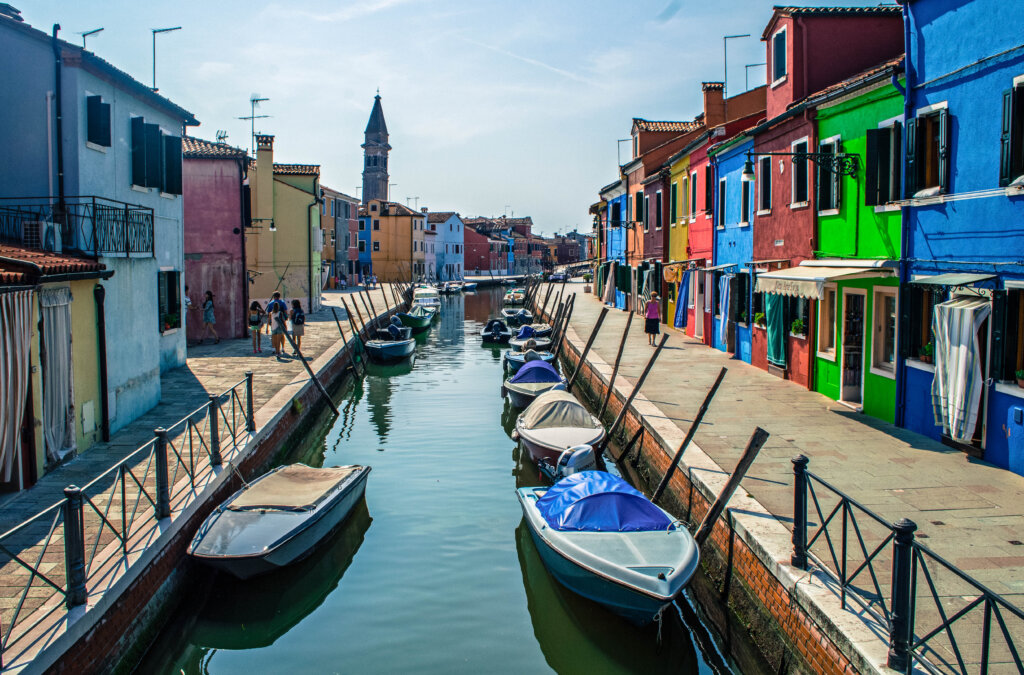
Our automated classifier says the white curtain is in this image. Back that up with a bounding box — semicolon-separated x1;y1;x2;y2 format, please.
719;274;732;342
931;296;991;442
40;286;76;464
0;290;34;482
602;261;616;304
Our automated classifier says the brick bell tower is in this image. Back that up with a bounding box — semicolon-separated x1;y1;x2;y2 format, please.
361;92;391;203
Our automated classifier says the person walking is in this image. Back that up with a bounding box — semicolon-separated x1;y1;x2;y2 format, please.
644;292;661;346
201;291;220;344
248;301;265;353
266;292;288;356
289;299;306;355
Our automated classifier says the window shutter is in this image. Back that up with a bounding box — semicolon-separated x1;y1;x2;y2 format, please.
86;95;111;146
833;142;842;211
991;289;1008;381
670;182;677;222
905;117;918;197
144;123;162;189
163;135;182;195
937;108;950;194
898;285;917;358
1013;87;1024;179
131;117;146;186
865;128;881;205
705;165;714;213
1000;89;1014;187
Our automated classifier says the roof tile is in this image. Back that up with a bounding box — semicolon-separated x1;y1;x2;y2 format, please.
0;244;107;284
182;136;248;160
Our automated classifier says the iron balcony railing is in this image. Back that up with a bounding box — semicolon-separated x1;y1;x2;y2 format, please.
0;196;154;258
0;375;255;669
791;456;1024;674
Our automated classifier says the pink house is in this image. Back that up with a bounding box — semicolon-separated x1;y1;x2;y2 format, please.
182;137;250;340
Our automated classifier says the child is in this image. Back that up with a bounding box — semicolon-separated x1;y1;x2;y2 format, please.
289;299;305;354
248;301;265;353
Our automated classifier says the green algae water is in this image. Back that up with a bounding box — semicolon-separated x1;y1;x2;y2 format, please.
139;287;730;674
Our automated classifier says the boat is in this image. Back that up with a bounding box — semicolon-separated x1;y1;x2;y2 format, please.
502;360;566;408
514;390;605;466
481;317;513;344
504;349;556;374
501;308;533;325
188;463;372;579
503;288;526;305
397;305;433;333
535;444;597;482
462;281;477;292
412;286;442;312
516;471;699;625
365;320;416;362
509;327;552;351
528;323;552;338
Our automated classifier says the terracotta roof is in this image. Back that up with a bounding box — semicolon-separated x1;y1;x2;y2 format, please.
427;211;457;223
272;163;320;176
775;5;901;15
182;136;248;160
0;244;108;284
807;55;904;102
632;119;700;133
320;184;359;202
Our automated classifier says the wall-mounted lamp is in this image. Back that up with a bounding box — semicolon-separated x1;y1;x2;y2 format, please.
741;150;857;182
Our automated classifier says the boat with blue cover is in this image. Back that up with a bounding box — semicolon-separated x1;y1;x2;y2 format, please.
501;307;534;325
509;325;552;351
504;349;556;374
502;360;566;408
516;471;699;625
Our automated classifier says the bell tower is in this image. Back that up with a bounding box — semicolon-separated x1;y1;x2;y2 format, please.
361;92;391;202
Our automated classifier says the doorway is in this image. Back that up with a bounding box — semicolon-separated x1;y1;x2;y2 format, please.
841;290;866;405
694;272;704;338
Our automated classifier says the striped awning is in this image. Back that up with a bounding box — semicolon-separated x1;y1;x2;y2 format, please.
755;264;895;299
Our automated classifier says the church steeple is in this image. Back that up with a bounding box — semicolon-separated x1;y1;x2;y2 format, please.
361;92;391;202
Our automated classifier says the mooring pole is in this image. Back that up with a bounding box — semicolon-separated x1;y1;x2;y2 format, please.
566;306;609;392
652;366;727;504
330;306;357;374
358;291;374;331
552;295;576;362
364;289;380;328
599;333;668;453
598;311;634;420
341;297;365;348
610;423;645;463
539;283;554;319
693;427;770;547
277;313;339;415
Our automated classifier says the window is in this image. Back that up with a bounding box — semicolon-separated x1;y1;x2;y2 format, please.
157;270;181;333
643;195;650;232
993;289;1024;381
359;220;366;231
791;139;809;205
690;172;697;218
633;136;639;158
635;191;644;227
669;182;678;225
370;203;378;212
740;180;751;224
358;240;366;252
906;106;950;196
717;179;726;227
818;285;837;358
86;95;111;147
1000;84;1024;186
758;156;771;212
734;273;750;323
817;137;841;212
130;116;180;194
372;241;380;252
899;285;942;361
872;288;897;376
772;27;787;83
865;123;903;206
786;296;810;335
704;164;714;214
681;176;688;221
373;219;380;230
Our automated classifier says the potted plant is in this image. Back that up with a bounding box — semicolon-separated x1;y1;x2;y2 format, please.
1016;369;1024;388
919;342;934;364
754;311;766;327
739;310;747;323
791;318;806;336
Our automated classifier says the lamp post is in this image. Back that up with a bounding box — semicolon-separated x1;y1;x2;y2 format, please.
741;150;858;183
151;26;181;91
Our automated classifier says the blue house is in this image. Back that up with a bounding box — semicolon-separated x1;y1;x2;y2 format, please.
709;134;755;363
599;179;628;309
357;213;373;279
428;211;465;281
0;9;197;435
899;0;1024;473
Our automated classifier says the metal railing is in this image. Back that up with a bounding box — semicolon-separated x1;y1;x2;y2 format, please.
0;196;154;258
0;374;255;667
791;455;1024;674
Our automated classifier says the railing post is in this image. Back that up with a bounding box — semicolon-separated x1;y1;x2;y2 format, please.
154;428;171;519
791;454;809;569
245;371;256;432
887;518;918;673
208;394;222;466
62;486;87;608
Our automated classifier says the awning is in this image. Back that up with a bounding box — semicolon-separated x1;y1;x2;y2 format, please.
910;273;995;287
705;262;739;272
755;264;895;299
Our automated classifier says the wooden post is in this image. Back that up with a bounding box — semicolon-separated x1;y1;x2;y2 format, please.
693;427;769;547
349;294;368;335
599;333;668;453
598;311;634;420
358;291;374;330
330;306;358;374
539;283;554;318
609;423;645;463
341;297;365;347
652;366;727;503
364;289;380;327
552;295;576;362
566;306;609;392
276;313;339;415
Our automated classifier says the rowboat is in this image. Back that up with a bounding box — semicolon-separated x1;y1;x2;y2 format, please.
528;323;552;338
503;288;526;305
517;471;699;625
412;286;441;312
515;390;604;466
504;349;556;374
188;463;371;579
365;321;415;362
397;305;433;333
502;360;566;408
481;318;513;344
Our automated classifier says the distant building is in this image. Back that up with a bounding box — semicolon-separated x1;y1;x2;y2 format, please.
361;94;390;203
320;185;359;284
428;211;465;281
360;199;421;282
464;226;507;275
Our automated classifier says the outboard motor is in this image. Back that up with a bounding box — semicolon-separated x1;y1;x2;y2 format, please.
554;444;597;479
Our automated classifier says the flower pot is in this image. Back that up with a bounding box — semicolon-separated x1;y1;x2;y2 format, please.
1017;378;1024;389
919;354;932;364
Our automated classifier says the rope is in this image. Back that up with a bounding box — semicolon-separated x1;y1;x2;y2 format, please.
655;603;666;644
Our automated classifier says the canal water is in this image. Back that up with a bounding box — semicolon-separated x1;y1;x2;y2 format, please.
140;287;731;674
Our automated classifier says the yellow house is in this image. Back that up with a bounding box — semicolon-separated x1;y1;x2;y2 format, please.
247;134;322;311
364;199;420;282
665;154;690;322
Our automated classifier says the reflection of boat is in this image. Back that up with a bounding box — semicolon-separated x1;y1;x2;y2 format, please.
192;500;372;649
503;360;565;409
365;324;416;362
188;464;371;579
515;390;604;466
481;318;513;344
364;352;416;377
397;305;433;333
517;472;699;625
504;349;556;374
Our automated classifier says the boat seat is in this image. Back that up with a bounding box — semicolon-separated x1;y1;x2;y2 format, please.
229;465;358;511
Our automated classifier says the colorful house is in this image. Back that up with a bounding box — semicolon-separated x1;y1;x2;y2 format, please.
320;185;359;286
898;0;1024;472
363;199;420;282
428;211;465;281
598;180;628;309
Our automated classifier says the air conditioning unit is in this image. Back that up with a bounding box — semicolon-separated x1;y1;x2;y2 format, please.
23;220;62;253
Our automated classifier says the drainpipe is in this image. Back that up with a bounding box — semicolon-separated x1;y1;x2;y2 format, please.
94;284;110;441
238;158;249;338
895;2;913;429
307;178;322;313
51;25;65;209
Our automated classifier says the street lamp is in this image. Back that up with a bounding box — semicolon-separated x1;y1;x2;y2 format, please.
151;26;181;91
741;150;858;182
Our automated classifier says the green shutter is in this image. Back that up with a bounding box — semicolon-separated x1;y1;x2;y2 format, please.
670;182;677;223
131;117;146;186
905;117;918;197
1000;89;1014;187
937;108;950;194
865;128;881;206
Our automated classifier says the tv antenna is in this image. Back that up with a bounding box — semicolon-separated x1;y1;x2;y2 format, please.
215;130;229;144
80;28;103;49
237;94;270;155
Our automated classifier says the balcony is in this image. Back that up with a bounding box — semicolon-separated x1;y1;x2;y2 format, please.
0;196;154;258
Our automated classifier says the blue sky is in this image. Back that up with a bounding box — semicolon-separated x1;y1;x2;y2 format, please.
21;0;888;235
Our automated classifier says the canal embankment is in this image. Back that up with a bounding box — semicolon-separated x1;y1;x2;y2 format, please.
0;285;406;674
538;281;1024;675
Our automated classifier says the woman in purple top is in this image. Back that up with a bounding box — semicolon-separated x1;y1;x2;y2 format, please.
644;292;660;345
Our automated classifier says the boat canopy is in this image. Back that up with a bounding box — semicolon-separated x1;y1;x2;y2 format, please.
485;319;509;333
536;471;675;532
517;325;536;339
520;391;600;431
509;360;563;384
229;464;357;512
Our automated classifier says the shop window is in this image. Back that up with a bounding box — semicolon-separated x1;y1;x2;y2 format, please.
1000;85;1024;187
865;123;903;205
817;138;841;212
872;288;897;376
791;139;809;205
758;156;771;212
786;296;810;335
818;285;837;357
733;273;750;324
906;107;950;196
157;270;181;333
753;290;765;324
899;285;943;361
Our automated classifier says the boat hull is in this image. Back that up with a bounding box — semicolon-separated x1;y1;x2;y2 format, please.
397;313;432;333
510;337;552;352
505;382;562;409
504;351;556;374
365;338;416;362
516;426;605;466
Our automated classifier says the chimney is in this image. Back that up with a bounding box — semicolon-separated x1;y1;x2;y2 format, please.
421;207;428;213
702;82;725;128
254;134;274;223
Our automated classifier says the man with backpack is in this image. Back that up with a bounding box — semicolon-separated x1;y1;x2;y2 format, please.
266;292;289;357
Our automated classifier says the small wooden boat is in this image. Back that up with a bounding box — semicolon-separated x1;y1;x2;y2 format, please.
502;360;566;408
397;305;433;333
504;349;556;374
188;464;371;579
365;322;415;362
517;471;699;625
515;390;604;466
481;318;513;344
503;288;526;305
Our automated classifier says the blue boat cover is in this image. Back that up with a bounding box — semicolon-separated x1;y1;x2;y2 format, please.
509;360;563;384
517;325;536;339
536;472;675;532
